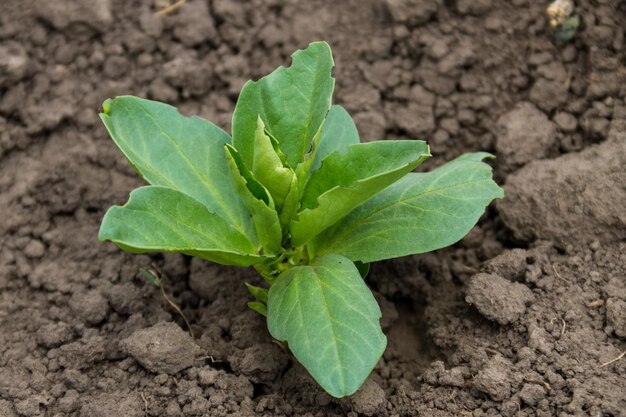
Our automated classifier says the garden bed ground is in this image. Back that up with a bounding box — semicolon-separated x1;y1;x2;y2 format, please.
0;0;625;416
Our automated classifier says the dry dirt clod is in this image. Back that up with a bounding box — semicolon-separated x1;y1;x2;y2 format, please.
473;355;514;401
385;0;438;26
466;273;535;325
121;322;203;375
32;0;113;31
69;290;109;325
498;118;626;247
346;379;387;416
606;298;626;339
495;102;557;169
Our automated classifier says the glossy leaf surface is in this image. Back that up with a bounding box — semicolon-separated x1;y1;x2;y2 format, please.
101;96;255;239
267;254;386;397
99;186;263;266
225;145;282;255
232;42;335;168
290;140;430;246
310;153;504;262
312;104;360;172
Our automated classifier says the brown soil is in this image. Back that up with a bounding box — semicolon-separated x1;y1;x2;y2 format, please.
1;0;625;416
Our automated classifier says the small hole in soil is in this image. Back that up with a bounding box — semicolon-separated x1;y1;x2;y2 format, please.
252;382;271;398
385;300;441;376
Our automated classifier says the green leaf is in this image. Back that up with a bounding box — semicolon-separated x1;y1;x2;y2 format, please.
99;186;264;266
246;283;269;317
247;301;267;317
278;174;300;232
267;254;386;398
232;41;335;168
139;268;161;286
100;96;256;241
245;283;269;304
251;117;296;211
309;153;504;263
225;145;282;255
312;105;360;172
289;140;431;246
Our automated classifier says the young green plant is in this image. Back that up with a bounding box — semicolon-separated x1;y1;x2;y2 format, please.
99;41;503;397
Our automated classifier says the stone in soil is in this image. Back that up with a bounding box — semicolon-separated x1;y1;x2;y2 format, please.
121;321;203;375
465;273;535;325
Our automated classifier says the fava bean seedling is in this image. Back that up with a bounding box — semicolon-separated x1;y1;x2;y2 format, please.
99;41;503;397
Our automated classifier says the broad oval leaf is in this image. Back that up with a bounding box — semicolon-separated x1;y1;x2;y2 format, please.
100;96;256;241
289;140;430;246
309;153;504;263
312;104;360;172
232;41;335;168
225;145;282;255
267;254;386;398
98;186;264;266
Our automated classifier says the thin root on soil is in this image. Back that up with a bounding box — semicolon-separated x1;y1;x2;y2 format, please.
140;390;148;413
145;265;195;339
155;0;186;16
598;349;626;368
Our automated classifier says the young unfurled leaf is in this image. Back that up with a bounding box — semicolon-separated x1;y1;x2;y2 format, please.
267;254;386;397
245;282;269;304
99;42;503;399
289;140;431;246
99;186;264;266
248;301;268;317
309;153;504;263
312;104;360;172
225;145;282;255
246;283;269;316
251;117;296;212
232;41;335;168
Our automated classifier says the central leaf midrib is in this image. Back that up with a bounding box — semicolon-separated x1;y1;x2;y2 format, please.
310;265;346;394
